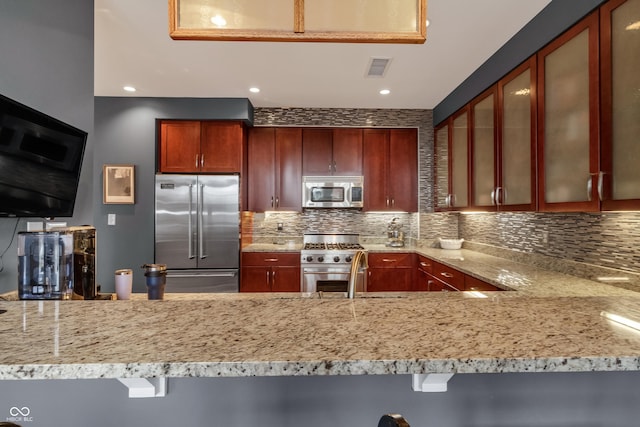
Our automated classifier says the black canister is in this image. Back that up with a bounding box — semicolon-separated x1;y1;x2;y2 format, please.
141;264;167;300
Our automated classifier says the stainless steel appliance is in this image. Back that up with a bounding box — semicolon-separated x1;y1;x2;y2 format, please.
155;175;240;292
301;233;367;293
302;176;364;209
17;225;96;300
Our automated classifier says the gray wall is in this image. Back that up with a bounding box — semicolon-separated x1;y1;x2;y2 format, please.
93;97;253;292
3;372;640;427
433;0;607;125
0;0;94;293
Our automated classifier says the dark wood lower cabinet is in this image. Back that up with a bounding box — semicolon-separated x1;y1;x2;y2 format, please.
367;253;415;292
416;254;503;292
240;252;300;292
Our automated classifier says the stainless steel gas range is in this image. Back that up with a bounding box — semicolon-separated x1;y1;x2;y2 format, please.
301;234;367;293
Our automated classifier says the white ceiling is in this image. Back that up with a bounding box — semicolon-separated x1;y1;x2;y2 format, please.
94;0;551;109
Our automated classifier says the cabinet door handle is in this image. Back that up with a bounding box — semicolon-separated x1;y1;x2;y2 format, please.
597;171;604;202
494;187;503;206
587;174;593;201
491;189;496;206
272;270;276;284
386;197;390;207
195;154;199;169
270;196;274;208
275;197;279;208
391;198;395;207
440;272;454;279
332;161;337;173
266;270;270;284
200;154;205;168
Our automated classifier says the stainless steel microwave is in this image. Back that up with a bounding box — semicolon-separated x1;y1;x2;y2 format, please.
302;176;364;208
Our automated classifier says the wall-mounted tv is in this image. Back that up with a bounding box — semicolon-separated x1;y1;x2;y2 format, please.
0;93;88;218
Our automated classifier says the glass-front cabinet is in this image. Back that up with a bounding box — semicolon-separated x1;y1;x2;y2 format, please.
537;12;600;212
434;123;450;210
600;0;640;210
470;88;496;210
435;1;639;213
497;57;537;211
450;109;470;209
435;107;469;211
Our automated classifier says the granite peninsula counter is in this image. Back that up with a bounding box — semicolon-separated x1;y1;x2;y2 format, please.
3;248;640;381
3;291;640;380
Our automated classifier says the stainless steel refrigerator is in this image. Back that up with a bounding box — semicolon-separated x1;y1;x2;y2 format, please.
155;174;240;292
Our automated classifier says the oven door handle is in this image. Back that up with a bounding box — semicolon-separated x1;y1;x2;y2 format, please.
303;270;351;275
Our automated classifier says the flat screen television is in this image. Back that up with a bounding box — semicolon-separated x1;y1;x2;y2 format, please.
0;93;87;218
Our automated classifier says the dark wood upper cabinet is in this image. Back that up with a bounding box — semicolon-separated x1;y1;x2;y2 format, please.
159;121;201;173
302;128;333;175
158;120;245;173
600;0;640;211
496;57;537;212
363;128;417;212
446;107;471;210
200;121;245;173
302;128;363;176
247;127;302;212
434;122;450;211
536;11;600;212
332;128;363;176
470;86;498;211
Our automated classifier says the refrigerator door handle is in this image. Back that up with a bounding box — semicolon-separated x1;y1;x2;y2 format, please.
198;183;207;259
188;184;195;259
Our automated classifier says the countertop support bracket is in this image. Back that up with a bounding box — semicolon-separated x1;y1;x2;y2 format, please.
117;377;167;398
411;373;454;392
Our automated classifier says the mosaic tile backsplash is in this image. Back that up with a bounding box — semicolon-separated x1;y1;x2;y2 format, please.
250;107;640;278
459;212;640;274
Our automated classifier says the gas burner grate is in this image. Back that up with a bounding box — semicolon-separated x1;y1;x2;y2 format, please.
303;243;326;250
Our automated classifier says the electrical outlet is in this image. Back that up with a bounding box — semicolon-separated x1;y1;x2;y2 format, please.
541;231;549;246
108;213;116;226
277;222;283;231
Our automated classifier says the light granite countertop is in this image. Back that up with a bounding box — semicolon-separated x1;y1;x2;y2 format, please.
2;246;640;380
3;292;640;380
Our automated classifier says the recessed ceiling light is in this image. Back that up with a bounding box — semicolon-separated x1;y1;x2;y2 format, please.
123;86;136;92
249;87;260;93
379;89;391;95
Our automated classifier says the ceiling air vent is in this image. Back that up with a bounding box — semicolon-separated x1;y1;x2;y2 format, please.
366;57;392;78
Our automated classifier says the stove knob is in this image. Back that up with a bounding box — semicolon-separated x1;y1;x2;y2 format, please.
333;256;341;263
345;255;353;262
317;256;324;263
305;256;314;262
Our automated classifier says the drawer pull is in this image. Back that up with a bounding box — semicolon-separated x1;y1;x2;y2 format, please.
420;262;430;267
440;272;454;279
382;259;396;263
264;258;279;262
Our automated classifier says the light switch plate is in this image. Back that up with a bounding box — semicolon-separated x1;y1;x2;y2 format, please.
108;213;116;226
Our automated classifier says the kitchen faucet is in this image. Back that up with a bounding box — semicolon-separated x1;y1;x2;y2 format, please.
347;250;368;299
